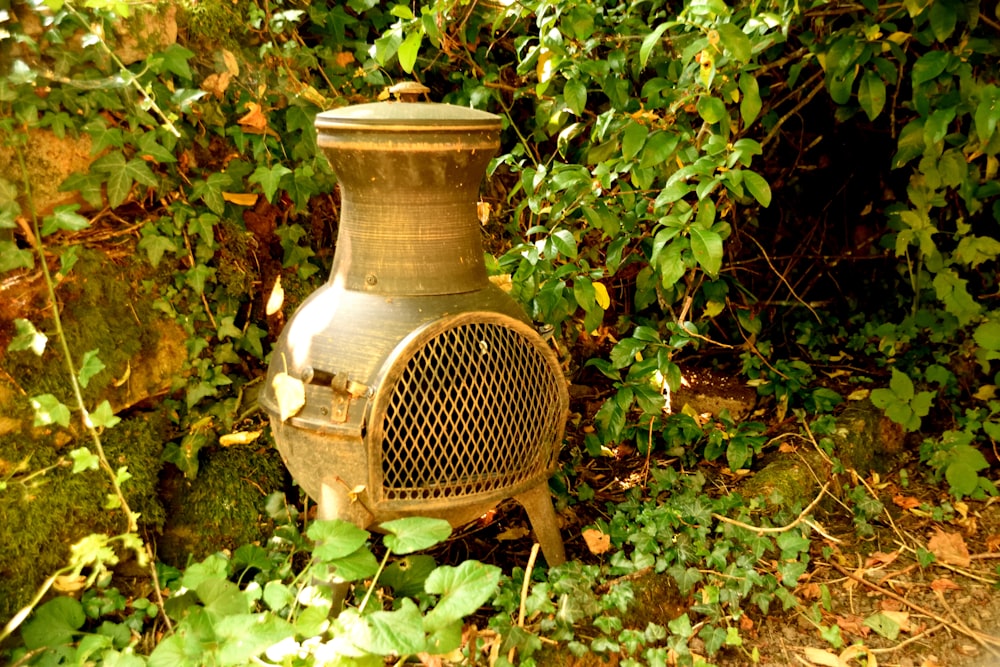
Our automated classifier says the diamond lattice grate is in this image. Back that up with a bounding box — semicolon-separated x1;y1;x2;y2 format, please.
378;321;563;501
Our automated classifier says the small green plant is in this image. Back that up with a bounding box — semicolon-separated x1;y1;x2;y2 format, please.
870;367;935;432
6;515;501;666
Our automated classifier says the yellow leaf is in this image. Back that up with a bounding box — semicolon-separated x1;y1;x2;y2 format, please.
536;47;553;84
848;388;870;401
219;430;262;447
272;372;305;421
266;276;284;316
476;200;491;224
222;192;259;206
239;102;268;131
594;282;611;310
973;384;997;400
54;574;87;593
112;361;131;387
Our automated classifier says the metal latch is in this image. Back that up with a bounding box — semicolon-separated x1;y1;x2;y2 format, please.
302;367;369;423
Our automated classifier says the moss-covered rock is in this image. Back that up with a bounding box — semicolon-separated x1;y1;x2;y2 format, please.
0;411;168;622
158;443;287;565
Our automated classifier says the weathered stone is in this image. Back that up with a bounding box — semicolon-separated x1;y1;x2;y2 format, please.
0;129;95;216
113;3;178;65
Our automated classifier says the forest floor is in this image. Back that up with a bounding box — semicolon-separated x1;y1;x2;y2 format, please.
453;448;1000;667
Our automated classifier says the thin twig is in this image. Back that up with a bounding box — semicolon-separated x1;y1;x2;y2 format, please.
762;74;826;150
746;234;820;322
868;623;944;654
711;482;830;535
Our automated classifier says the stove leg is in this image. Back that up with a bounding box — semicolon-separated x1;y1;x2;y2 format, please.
313;479;376;612
515;484;566;567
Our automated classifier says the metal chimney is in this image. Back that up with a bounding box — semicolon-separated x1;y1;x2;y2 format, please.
260;83;568;566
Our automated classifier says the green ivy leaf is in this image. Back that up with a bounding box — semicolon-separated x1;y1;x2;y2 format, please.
191;173;228;215
78;349;105;388
0;241;34;272
381;517;451;554
423;560;502;632
249;164;292;203
69;446;100;473
40;205;90;236
137;131;178;163
184;264;216;295
31;393;71;427
88;400;121;429
138;229;177;268
157;43;196;80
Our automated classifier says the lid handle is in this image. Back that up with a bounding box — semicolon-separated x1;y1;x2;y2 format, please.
389;81;430;103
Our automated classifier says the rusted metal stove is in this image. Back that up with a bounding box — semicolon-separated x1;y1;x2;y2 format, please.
260;85;568;566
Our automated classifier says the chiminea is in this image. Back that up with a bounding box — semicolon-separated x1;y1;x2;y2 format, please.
260;83;568;566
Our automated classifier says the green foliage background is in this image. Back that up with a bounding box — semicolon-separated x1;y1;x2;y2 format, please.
1;0;1000;662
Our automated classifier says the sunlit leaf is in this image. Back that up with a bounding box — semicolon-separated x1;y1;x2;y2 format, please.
9;318;47;355
271;371;305;421
381;517;451;554
31;394;71;427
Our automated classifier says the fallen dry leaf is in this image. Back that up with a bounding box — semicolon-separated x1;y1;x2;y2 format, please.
272;371;305;421
985;533;1000;552
835;614;870;638
219;430;262;447
335;51;356;68
881;610;911;633
54;574;87;593
477;200;491;224
927;527;971;567
239;102;269;131
220;49;239;75
266;276;284;316
930;578;962;592
864;551;899;568
582;528;611;555
892;494;921;510
778;442;798;453
801;647;841;667
202;71;232;99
